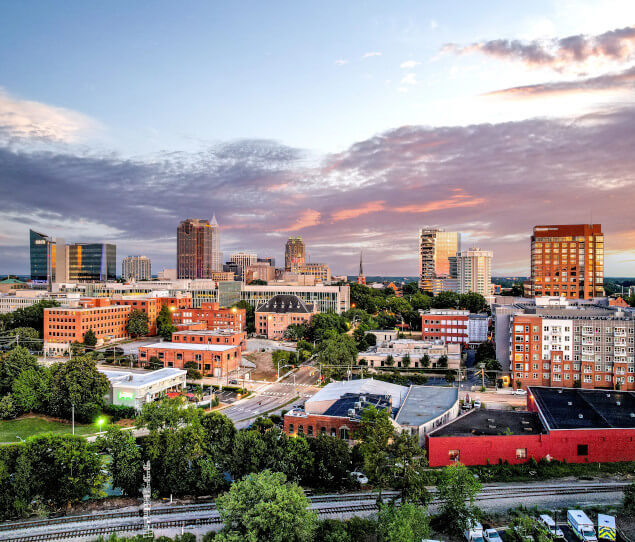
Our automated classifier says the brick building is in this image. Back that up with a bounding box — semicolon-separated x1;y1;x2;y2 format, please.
172;329;247;351
171;302;246;331
420;309;489;345
426;386;635;467
138;342;241;377
255;294;316;339
44;299;131;353
530;224;604;300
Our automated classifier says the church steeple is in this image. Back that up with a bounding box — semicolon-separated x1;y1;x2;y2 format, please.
356;250;366;285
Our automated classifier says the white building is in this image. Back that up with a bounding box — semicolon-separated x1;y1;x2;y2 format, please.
229;251;258;281
100;368;187;410
361;340;461;369
468;314;489;343
241;283;350;314
122;255;152;281
457;247;492;297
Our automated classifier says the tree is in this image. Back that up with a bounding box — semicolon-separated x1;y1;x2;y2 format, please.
458;292;488;314
215;470;317;542
307;434;352;491
509;283;524;297
126;310;149;337
356;407;396;489
315;519;350;542
184;361;202;380
5;327;40;342
0;394;17;420
401;354;411;367
436;463;482;535
445;369;456;384
12;367;48;413
0;346;39;395
200;412;236;471
99;426;143;497
47;355;110;422
484;358;501;384
0;299;59;335
249;279;268;285
475;341;496;364
232;301;255;334
156;305;177;340
623;481;635;515
389;431;431;506
437;355;448;368
377;502;430;542
431;291;459;309
317;334;357;375
385;355;395;367
420;354;430;368
283;323;307;341
136;396;199;431
83;329;97;347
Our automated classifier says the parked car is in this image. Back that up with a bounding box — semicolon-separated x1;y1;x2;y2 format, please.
539;514;564;538
465;520;484;542
350;471;368;485
484;529;503;542
514;389;527;395
473;399;482;409
229;379;239;385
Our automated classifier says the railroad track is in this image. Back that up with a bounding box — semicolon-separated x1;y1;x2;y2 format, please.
1;482;627;541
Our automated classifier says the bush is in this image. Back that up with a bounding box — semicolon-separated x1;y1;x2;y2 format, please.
103;404;137;421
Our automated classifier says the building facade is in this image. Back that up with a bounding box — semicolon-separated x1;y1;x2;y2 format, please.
418;229;460;291
177;218;214;279
241;283;350;314
172;329;247;350
285;236;306;271
255;294;316;339
360;340;462;369
138;342;241;377
531;224;604;299
102;368;187;410
68;243;116;281
294;262;331;283
229;251;258;281
30;229;54;282
245;262;276;283
171;302;246;331
457;248;492;297
122;256;152;281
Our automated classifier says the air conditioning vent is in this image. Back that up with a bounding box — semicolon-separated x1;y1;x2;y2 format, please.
578;414;584;419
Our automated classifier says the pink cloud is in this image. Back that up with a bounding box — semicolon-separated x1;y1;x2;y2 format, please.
331;201;386;222
276;209;321;232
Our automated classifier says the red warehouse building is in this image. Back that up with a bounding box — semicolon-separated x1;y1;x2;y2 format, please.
172;302;246;331
426;386;635;467
172;329;247;351
138;342;241;377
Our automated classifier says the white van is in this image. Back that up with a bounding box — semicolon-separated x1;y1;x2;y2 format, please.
568;510;597;542
597;514;616;541
464;520;484;542
539;514;564;538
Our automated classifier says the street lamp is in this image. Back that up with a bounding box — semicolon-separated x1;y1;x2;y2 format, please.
96;417;106;436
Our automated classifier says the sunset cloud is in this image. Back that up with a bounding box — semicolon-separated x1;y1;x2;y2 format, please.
277;209;322;232
331;201;386;222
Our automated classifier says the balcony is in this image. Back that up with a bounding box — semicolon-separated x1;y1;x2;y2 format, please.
581;338;594;346
614;330;626;337
582;329;594;337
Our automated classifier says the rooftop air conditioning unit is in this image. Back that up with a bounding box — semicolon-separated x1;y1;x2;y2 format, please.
568;401;572;406
616;401;621;406
578;414;584;419
360;396;366;403
354;402;362;409
348;409;356;417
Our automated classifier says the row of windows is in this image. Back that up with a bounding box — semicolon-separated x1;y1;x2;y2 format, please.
288;424;350;440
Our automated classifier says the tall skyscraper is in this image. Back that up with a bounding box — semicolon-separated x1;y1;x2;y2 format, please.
30;229;54;282
457;248;493;297
229;251;258;281
122;255;152;281
285;237;306;271
531;224;604;299
418;228;461;290
210;214;222;272
177;218;214;279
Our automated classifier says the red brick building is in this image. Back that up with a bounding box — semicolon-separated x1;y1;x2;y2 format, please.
172;329;247;351
285;411;361;440
421;309;469;344
426;386;635;467
172;302;246;331
255;294;316;339
138;342;241;377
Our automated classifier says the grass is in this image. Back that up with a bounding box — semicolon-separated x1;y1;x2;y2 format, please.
0;415;109;443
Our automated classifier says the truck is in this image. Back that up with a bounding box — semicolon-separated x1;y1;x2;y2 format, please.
464;520;484;542
568;510;597;542
597;514;616;541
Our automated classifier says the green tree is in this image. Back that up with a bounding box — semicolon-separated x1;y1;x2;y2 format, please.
389;431;431;506
0;394;18;420
5;326;40;342
156;305;177;340
377;502;430;542
47;355;109;422
0;346;39;395
0;299;59;336
458;292;488;314
307;434;352;491
420;354;430;368
136;396;199;431
475;341;496;364
12;367;48;413
99;426;143;497
232;301;255;334
436;463;482;535
356;407;395;488
83;329;98;347
315;519;349;542
184;360;202;380
283;323;308;341
215;470;317;542
431;291;459;309
409;292;432;312
437;354;448;368
200;412;236;471
445;369;456;384
126;309;149;337
230;430;269;479
623;481;635;515
317;334;357;376
401;353;411;367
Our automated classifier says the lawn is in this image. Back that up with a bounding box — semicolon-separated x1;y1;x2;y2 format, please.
0;415;108;444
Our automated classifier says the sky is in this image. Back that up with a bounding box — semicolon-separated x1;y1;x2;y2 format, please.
0;0;634;277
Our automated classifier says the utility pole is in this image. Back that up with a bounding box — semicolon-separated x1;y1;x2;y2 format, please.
71;404;75;435
479;363;486;389
142;461;152;539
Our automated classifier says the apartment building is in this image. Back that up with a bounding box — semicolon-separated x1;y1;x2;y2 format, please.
255;294;316;339
456;248;492;297
293;263;331;283
418;228;460;291
138;342;241;377
122;256;152;281
420;309;489;345
171;302;246;331
171;329;247;351
530;224;604;299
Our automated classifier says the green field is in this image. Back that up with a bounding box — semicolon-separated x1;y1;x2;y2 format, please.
0;416;107;443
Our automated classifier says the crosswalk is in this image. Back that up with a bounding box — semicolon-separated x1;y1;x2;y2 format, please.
258;390;312;398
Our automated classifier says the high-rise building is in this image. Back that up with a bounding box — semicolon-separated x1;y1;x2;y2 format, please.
229;252;258;282
68;243;116;281
531;224;604;299
30;229;54;282
418;229;460;290
295;262;331;283
122;255;152;281
285;237;306;271
258;256;276;268
177;218;214;279
210;215;222;272
457;248;493;297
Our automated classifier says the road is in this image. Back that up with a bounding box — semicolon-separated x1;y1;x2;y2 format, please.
219;365;319;428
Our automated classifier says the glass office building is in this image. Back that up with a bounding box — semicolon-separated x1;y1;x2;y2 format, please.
30;229;54;282
68;243;116;281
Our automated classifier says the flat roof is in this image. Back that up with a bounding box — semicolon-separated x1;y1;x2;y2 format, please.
429;409;544;437
100;368;186;389
395;386;458;427
173;330;243;336
140;342;237;352
322;393;393;419
528;386;635;430
307;378;409;409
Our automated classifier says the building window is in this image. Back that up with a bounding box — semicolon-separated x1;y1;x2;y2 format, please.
448;449;460;462
298;425;304;435
340;427;349;440
288;424;293;433
516;448;527;459
320;427;326;435
577;444;588;456
307;426;313;436
330;428;337;437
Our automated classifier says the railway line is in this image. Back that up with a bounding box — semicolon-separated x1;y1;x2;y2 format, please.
0;481;628;541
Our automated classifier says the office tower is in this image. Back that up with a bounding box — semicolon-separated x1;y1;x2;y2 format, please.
285;237;306;271
177;218;214;279
245;262;275;283
258;256;276;268
229;252;258;282
30;229;54;282
295;262;331;283
122;255;152;281
210;214;222;272
456;248;493;297
531;224;604;299
68;243;116;281
418;229;460;290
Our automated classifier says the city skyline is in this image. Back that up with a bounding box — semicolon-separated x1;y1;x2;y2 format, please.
1;2;634;276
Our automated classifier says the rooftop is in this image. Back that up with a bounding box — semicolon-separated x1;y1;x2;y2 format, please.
322;392;393;419
140;342;237;352
395;386;459;427
429;409;544;437
99;368;186;388
256;294;314;314
528;386;635;430
306;378;409;410
173;329;244;336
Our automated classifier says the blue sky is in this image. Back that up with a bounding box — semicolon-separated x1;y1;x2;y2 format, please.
1;1;634;275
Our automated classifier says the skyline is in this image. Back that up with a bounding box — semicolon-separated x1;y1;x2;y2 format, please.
1;1;634;276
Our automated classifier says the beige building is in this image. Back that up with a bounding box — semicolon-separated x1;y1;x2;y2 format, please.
245;262;276;283
255;294;317;339
419;229;460;291
285;237;306;271
294;262;331;283
360;340;461;370
457;247;493;297
122;255;152;281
